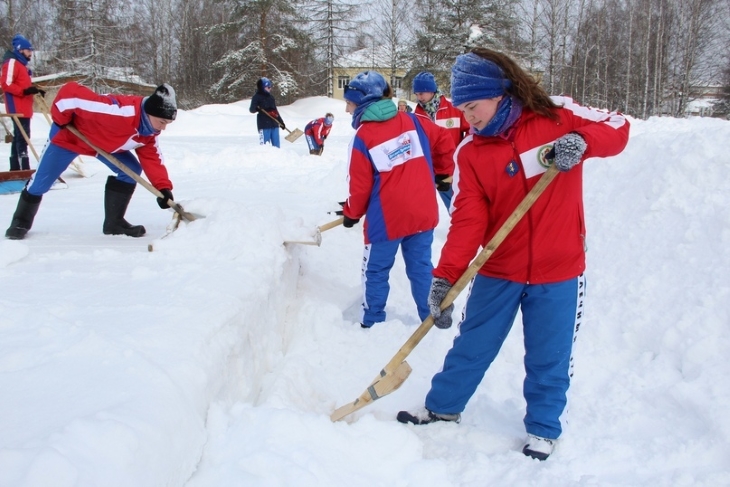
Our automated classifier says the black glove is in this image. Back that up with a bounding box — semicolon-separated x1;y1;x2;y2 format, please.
435;174;451;192
156;188;174;209
343;215;360;228
334;210;344;216
428;277;454;329
23;86;45;96
547;133;587;172
280;124;287;131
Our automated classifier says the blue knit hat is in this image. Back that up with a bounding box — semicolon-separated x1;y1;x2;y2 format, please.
451;52;512;107
12;34;33;51
261;77;272;89
413;71;437;93
344;71;387;106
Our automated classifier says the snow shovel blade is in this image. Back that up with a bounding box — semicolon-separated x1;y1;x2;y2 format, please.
285;128;303;143
330;361;412;422
283;217;343;247
147;212;183;252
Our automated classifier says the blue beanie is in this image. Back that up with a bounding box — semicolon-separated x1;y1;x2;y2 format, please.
12;34;33;51
261;77;272;89
413;71;437;93
344;71;387;106
451;52;512;107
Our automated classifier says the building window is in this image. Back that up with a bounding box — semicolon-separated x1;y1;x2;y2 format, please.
338;76;350;89
392;77;403;89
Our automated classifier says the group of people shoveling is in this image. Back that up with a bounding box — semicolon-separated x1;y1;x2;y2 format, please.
333;49;629;463
249;76;333;154
2;31;632;463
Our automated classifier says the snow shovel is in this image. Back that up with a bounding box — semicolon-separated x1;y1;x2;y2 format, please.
65;124;199;223
258;109;303;143
284;216;343;246
330;164;561;422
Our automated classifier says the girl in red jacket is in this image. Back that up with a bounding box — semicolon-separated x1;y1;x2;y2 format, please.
397;48;630;461
341;71;454;328
304;113;333;155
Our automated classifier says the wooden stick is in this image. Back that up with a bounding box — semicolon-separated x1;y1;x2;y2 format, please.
66;124;198;222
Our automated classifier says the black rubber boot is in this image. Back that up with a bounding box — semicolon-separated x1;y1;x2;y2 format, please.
5;189;42;240
20;155;30;171
103;176;146;237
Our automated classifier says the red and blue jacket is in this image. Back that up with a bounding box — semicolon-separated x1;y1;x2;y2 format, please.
343;100;455;244
304;117;332;146
436;96;630;285
415;95;469;147
1;50;34;118
50;82;173;190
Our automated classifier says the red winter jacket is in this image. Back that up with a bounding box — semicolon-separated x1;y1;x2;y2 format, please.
436;96;629;285
344;106;455;244
50;82;172;191
304;118;332;146
1;51;35;117
415;95;469;147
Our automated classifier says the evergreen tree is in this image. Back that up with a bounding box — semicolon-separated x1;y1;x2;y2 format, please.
208;0;313;103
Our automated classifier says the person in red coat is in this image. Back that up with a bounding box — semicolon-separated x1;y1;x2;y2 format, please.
412;71;469;210
304;113;333;155
5;82;178;240
1;34;45;171
341;70;454;328
397;48;630;462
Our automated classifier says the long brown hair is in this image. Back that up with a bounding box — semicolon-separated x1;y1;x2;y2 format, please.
470;47;560;120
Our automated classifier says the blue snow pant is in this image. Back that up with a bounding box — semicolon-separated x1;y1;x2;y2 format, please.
27;125;142;196
438;188;453;211
259;127;280;148
425;273;585;440
9;117;31;171
361;230;433;327
305;134;322;153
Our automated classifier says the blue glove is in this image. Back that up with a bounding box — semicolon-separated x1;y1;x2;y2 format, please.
547;133;587;172
428;277;454;329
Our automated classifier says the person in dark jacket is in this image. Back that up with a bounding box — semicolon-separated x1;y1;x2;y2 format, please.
1;34;45;171
249;77;286;148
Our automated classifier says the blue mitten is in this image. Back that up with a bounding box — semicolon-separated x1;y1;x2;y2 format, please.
428;277;454;329
548;133;587;172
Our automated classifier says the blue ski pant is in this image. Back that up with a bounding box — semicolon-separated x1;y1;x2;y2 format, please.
425;273;585;439
9;117;31;171
259;128;280;148
27;125;142;196
360;230;433;327
438;187;453;211
305;134;322;152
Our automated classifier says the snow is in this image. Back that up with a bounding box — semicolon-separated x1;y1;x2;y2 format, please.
1;96;729;486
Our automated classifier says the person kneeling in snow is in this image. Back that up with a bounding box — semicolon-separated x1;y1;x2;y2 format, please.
5;82;178;240
304;113;334;155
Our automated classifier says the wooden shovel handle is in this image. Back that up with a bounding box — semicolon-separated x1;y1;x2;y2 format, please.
258;108;290;133
379;165;560;376
65;124;197;222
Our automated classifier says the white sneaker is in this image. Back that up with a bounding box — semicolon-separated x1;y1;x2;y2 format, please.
522;434;555;461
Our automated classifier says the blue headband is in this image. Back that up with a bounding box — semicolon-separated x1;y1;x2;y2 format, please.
451;52;512;106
